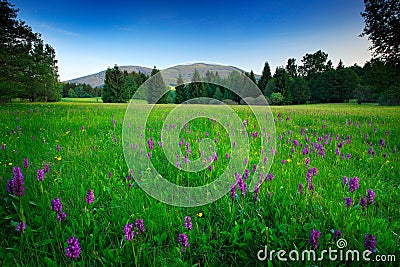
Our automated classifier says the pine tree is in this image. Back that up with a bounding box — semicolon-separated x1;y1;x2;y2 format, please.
0;0;60;102
102;65;128;103
146;66;167;104
175;73;185;104
189;69;206;98
258;61;272;95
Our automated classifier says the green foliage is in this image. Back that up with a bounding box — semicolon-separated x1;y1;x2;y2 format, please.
286;58;298;77
290;76;310;104
213;87;223;101
146;66;168;104
361;0;400;63
257;61;272;95
270;92;283;105
175;73;185;104
102;65;129;103
0;0;60;102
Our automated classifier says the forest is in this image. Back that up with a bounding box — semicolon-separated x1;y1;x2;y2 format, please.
1;0;399;105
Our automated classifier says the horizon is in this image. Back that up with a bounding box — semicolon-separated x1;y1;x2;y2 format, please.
13;0;372;81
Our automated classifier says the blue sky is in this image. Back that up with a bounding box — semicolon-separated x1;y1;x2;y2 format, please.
13;0;372;81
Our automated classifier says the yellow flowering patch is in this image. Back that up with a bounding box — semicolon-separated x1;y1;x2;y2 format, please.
196;212;203;217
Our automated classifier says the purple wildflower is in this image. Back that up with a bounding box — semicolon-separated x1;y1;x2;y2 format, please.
306;170;313;183
184;216;192;230
312;167;318;176
44;164;49;173
364;234;377;252
349;177;360;193
226;153;230;159
16;222;26;233
298;182;304;194
85;190;94;204
360;196;368;209
305;157;310;167
334;230;342;240
308;181;315;192
124;223;135;241
266;172;274;181
51;198;63;213
65;236;81;259
379;138;385;147
37;169;45;181
342;176;348;186
344;197;353;208
56;144;61;151
109;172;113;177
252;164;257;173
230;183;237;201
366;190;375;205
293;140;299;147
253;184;260;201
178;233;190;252
57;211;66;222
23;158;29;168
236;172;247;196
243;168;250;180
1;143;5;150
135;219;145;233
310;229;321;249
10;167;24;197
147;137;154;150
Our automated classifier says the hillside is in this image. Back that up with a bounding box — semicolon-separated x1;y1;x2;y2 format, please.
65;63;260;87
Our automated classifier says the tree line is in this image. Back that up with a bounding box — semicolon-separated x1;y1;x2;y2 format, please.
0;0;61;102
1;0;398;105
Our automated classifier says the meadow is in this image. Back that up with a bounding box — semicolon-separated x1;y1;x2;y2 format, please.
0;102;399;266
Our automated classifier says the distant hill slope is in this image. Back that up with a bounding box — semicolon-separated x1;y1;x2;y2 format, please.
65;63;260;88
66;66;153;88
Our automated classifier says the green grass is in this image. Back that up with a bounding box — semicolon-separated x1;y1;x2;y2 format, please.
0;102;399;266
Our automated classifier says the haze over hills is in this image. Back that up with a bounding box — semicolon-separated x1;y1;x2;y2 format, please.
65;63;260;88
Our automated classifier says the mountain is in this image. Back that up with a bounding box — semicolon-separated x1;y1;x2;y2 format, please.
65;66;153;88
65;63;260;88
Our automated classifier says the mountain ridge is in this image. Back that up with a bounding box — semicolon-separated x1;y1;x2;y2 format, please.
65;63;260;88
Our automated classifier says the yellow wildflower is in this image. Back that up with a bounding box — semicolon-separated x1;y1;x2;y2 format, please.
197;212;203;218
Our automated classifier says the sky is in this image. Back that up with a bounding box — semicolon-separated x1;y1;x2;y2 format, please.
12;0;372;81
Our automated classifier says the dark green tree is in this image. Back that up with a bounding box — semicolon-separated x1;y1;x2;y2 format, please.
146;66;167;104
336;59;345;70
286;58;298;77
273;67;293;104
189;69;206;98
290;76;310;104
361;0;400;63
0;0;60;102
213;87;223;101
258;61;272;95
175;73;185;104
102;65;128;103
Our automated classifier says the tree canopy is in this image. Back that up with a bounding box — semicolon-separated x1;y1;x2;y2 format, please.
0;0;60;102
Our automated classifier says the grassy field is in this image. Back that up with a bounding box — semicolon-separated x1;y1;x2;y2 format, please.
0;102;399;266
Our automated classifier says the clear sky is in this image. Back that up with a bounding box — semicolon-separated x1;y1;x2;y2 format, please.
13;0;372;81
